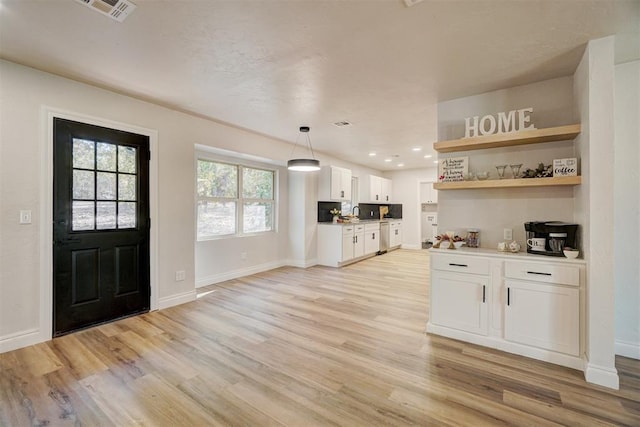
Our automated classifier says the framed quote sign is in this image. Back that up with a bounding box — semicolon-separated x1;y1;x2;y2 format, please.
438;157;468;182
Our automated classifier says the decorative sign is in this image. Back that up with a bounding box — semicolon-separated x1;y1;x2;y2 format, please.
464;107;536;138
438;157;468;182
553;158;578;177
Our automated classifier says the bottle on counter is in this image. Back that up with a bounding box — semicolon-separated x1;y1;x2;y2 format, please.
466;228;480;248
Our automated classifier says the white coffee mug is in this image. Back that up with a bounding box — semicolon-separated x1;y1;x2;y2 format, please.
527;238;546;251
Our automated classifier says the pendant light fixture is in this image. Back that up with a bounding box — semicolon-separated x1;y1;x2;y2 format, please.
287;126;321;172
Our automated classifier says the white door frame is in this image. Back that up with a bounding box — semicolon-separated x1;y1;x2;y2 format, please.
39;107;159;344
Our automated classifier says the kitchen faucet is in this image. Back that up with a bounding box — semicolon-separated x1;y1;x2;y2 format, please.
352;206;360;217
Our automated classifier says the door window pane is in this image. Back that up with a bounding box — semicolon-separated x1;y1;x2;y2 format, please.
73;139;95;169
72;201;95;231
97;172;116;200
243;168;274;199
118;202;136;228
243;202;273;233
118;146;137;173
97;142;117;171
73;170;95;199
197;200;236;236
118;174;136;201
96;202;117;229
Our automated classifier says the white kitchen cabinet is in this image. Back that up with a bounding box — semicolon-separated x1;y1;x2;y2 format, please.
420;182;438;204
389;221;402;248
361;174;392;203
318;166;352;201
431;270;489;336
504;279;579;356
364;222;380;255
317;223;368;267
427;250;585;370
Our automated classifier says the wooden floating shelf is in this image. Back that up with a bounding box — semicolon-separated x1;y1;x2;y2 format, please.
434;124;581;153
433;176;582;190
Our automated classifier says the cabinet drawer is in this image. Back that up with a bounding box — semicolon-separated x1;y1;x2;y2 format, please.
354;224;365;233
342;226;355;235
432;254;490;275
364;223;380;231
504;261;580;286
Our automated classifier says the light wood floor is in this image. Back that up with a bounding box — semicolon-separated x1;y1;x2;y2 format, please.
1;249;639;426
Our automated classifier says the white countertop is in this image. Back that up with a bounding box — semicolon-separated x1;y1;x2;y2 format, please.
429;246;586;264
318;219;402;226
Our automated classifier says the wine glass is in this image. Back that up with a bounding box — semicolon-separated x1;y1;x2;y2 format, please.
510;164;523;178
495;165;507;179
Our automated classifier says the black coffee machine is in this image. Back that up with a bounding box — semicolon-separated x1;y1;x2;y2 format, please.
524;221;579;257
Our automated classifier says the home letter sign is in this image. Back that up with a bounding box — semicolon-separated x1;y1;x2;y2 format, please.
464;108;536;138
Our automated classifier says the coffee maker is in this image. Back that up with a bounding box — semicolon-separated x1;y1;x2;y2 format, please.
524;221;579;257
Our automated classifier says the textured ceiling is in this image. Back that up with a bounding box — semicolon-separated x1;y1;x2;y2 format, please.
1;0;638;170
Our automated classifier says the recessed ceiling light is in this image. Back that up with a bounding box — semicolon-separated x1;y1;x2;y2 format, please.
369;152;376;157
412;147;422;152
384;158;392;162
333;121;351;127
424;154;432;159
397;163;405;167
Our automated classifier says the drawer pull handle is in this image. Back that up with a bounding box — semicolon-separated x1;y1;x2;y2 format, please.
527;271;552;276
449;263;468;268
507;287;510;306
482;285;486;303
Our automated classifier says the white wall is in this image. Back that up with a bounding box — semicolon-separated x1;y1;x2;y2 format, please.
574;37;618;389
614;60;640;359
436;77;577;249
0;59;380;353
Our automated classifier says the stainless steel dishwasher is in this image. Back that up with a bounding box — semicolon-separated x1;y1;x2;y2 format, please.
379;221;389;254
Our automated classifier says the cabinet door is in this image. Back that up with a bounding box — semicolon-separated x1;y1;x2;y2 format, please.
504;280;579;356
381;178;392;202
368;175;381;202
390;224;402;247
341;233;354;262
341;168;352;200
429;183;437;204
353;232;365;259
431;270;489;336
421;182;437;204
364;229;379;255
330;167;346;200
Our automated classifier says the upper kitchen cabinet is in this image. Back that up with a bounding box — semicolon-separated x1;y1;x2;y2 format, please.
420;182;438;204
361;174;392;203
318;166;352;201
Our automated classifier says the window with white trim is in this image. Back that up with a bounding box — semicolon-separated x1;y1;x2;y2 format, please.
197;159;275;239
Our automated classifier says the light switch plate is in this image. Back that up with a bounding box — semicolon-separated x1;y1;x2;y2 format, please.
503;228;513;241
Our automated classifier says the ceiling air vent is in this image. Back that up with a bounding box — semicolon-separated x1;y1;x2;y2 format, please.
333;121;351;127
75;0;137;23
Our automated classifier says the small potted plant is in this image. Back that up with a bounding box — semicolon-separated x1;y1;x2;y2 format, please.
329;208;341;223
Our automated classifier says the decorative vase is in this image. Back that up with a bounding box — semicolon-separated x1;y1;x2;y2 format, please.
332;216;338;223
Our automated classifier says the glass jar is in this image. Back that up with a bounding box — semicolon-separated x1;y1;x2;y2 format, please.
466;229;480;248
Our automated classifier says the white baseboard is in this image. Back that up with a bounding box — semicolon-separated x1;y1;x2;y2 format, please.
584;360;620;390
615;339;640;359
196;260;290;288
158;290;197;310
401;244;421;250
0;328;44;354
286;258;317;269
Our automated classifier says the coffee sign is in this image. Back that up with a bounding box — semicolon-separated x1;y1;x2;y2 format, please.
438;156;468;182
464;107;536;138
553;158;578;177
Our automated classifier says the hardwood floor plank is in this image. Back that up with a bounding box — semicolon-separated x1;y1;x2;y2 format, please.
1;249;639;426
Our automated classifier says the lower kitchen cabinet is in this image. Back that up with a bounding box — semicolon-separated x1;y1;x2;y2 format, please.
427;249;585;370
364;222;380;255
431;270;488;336
318;223;368;267
504;280;579;356
389;220;402;249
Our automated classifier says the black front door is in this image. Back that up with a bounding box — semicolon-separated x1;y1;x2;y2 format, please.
53;118;150;336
